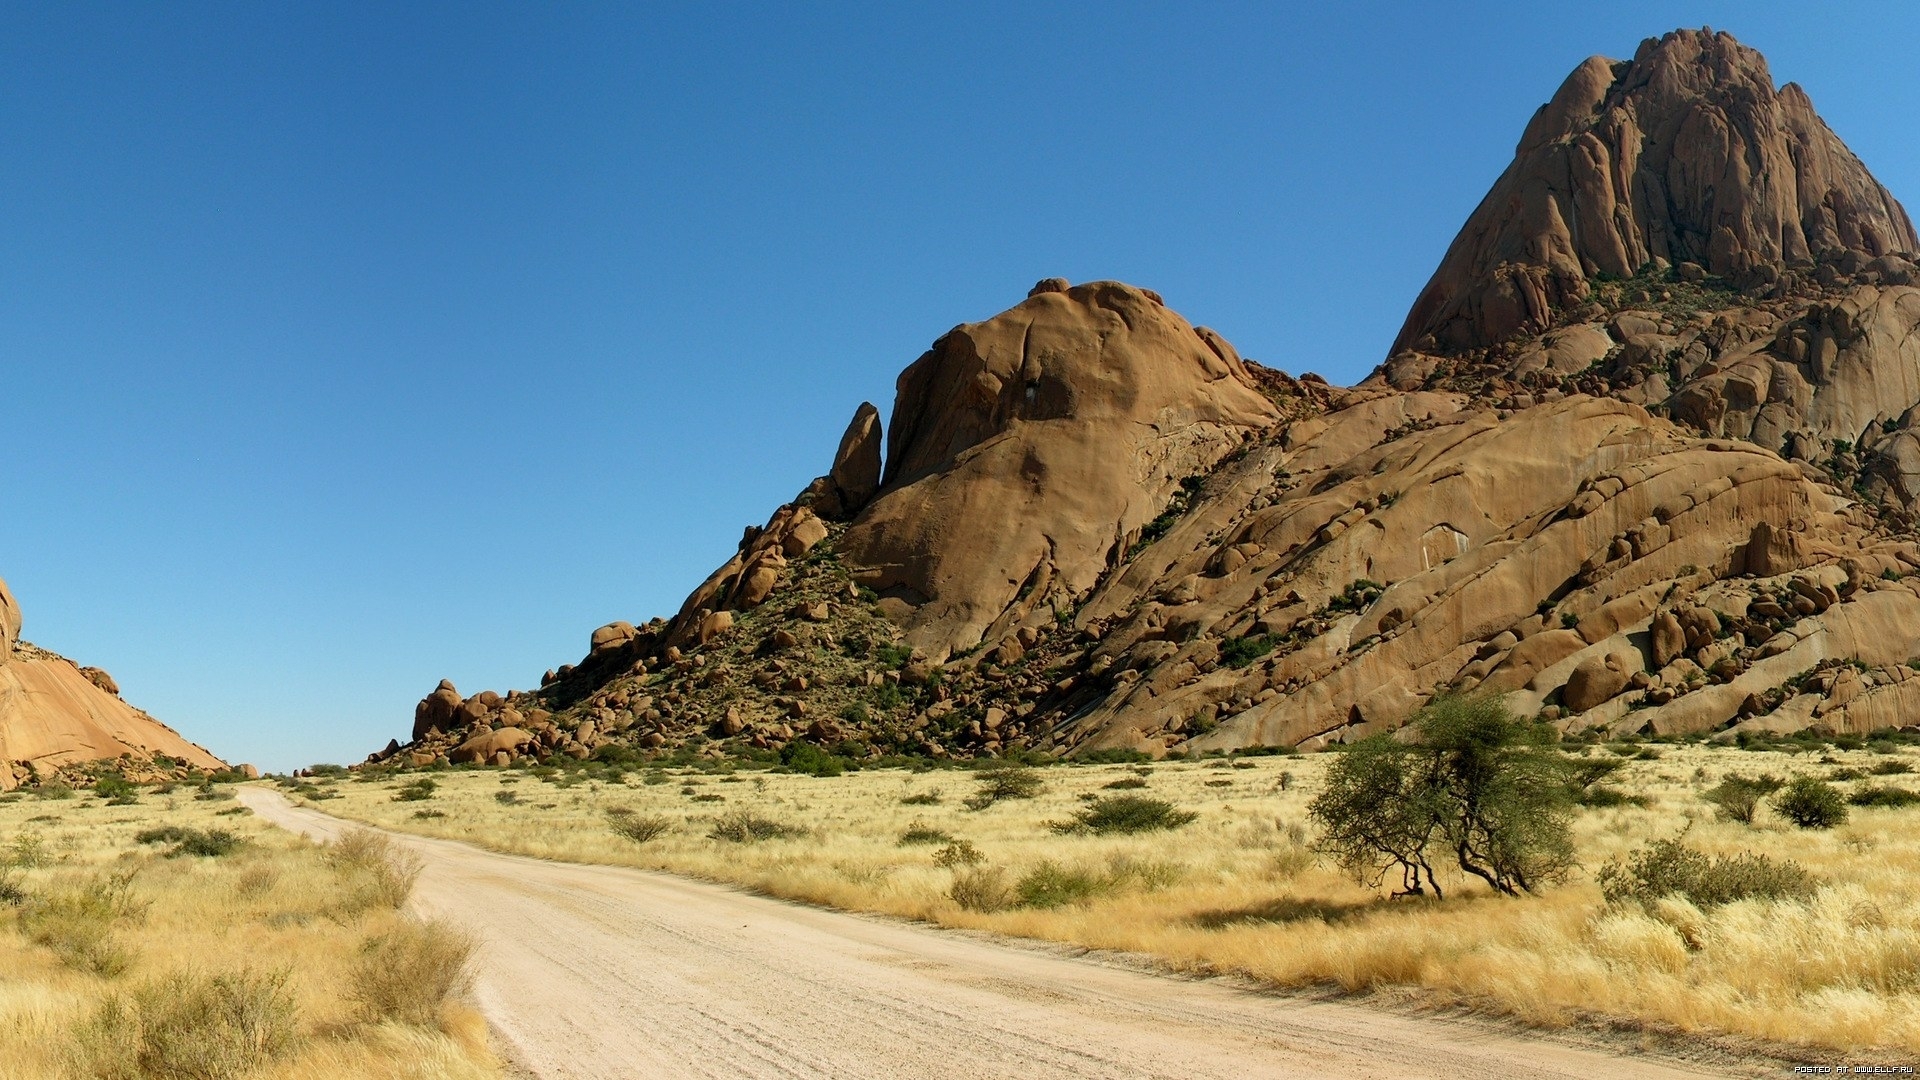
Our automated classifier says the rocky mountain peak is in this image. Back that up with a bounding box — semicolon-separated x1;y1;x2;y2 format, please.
1393;27;1917;357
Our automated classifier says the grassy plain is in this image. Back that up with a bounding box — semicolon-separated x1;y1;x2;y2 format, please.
312;740;1920;1060
0;783;497;1080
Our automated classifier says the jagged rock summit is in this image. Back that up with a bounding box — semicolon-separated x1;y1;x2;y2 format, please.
374;29;1920;770
1394;27;1917;356
0;574;227;789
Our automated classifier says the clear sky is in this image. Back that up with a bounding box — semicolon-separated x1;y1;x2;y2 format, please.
6;3;1918;772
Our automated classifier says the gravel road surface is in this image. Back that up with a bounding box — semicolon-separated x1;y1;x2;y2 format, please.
239;787;1742;1079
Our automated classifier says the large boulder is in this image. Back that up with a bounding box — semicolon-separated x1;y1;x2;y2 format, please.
450;727;535;765
838;280;1280;655
413;679;463;740
590;621;637;658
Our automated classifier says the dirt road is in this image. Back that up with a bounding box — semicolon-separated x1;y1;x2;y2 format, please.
240;788;1742;1079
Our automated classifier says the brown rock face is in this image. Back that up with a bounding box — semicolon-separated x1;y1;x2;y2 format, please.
413;679;463;741
1394;28;1917;356
808;403;884;520
839;280;1280;655
0;574;227;788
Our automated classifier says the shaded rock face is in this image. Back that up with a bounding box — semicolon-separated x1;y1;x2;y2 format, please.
839;280;1279;655
0;574;227;789
0;577;18;662
1395;28;1917;356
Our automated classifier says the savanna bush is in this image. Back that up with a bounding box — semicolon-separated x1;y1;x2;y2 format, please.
963;765;1043;810
1703;773;1783;824
708;811;804;843
1014;862;1109;908
1773;777;1849;828
1056;795;1196;835
897;823;953;846
607;811;673;844
1849;785;1920;808
1597;837;1817;908
134;826;241;858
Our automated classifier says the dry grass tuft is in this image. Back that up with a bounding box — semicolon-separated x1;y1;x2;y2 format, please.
70;967;298;1080
349;919;477;1027
0;786;498;1079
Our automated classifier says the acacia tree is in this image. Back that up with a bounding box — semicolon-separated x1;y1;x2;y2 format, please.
1308;695;1574;898
1306;735;1448;898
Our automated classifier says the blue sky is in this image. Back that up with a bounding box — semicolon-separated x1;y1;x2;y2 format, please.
6;3;1917;772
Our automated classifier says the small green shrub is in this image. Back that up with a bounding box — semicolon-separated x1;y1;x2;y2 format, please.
1870;760;1914;775
134;826;242;858
1704;773;1783;824
933;840;984;868
1058;795;1197;835
708;811;804;843
608;812;672;843
392;778;437;802
1598;838;1817;907
1102;777;1148;790
94;774;139;803
1219;634;1280;669
1849;785;1920;808
964;765;1043;810
1014;862;1108;908
900;791;941;806
780;741;846;777
1773;777;1849;828
897;823;953;846
7;832;50;868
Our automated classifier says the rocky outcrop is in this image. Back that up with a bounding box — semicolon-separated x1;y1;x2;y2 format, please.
1393;28;1916;356
368;29;1920;769
0;577;19;662
839;280;1279;656
803;403;884;520
0;575;227;789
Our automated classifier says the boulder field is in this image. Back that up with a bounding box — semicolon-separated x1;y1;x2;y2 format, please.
378;28;1920;767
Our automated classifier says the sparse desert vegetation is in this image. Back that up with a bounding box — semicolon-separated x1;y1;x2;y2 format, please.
0;783;496;1079
306;727;1920;1060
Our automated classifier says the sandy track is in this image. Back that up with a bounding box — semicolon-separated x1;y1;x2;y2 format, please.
239;788;1740;1079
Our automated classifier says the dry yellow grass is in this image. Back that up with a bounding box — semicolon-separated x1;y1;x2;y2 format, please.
313;742;1920;1057
0;784;498;1080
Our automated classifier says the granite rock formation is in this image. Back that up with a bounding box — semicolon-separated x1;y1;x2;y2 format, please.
0;575;227;789
373;29;1920;769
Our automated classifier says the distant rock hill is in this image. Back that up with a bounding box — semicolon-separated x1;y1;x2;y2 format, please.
375;28;1920;770
0;575;228;788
